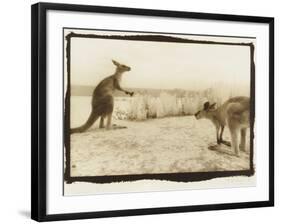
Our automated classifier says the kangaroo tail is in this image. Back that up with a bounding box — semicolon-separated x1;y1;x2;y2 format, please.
70;112;99;134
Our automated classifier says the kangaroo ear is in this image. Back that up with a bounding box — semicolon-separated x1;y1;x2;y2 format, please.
203;102;210;110
112;60;119;66
209;103;216;110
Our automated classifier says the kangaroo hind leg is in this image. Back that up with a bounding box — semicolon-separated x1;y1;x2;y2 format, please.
227;116;240;156
99;116;105;128
228;123;240;157
106;113;112;130
105;112;127;130
240;128;247;152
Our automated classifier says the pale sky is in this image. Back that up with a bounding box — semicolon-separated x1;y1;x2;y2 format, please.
68;29;254;91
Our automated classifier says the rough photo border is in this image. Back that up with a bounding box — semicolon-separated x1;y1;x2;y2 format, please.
63;28;256;184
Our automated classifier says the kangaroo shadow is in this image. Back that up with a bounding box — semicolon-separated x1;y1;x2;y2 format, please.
73;124;127;135
112;124;127;129
208;144;235;156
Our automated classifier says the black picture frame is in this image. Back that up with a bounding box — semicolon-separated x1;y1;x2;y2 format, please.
31;2;274;222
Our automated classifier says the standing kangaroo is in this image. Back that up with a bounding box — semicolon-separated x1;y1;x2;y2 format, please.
71;60;134;134
195;96;250;156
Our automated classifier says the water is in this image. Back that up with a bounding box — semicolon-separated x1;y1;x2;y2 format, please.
71;96;131;128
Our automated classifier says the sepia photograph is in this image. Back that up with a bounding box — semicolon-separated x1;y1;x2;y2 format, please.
64;28;255;195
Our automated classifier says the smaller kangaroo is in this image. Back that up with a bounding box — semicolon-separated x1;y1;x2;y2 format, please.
71;60;134;134
195;96;250;156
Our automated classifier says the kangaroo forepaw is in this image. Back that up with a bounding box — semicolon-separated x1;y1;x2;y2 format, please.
125;91;133;96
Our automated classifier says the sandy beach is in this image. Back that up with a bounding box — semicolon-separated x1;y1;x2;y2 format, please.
70;116;250;176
